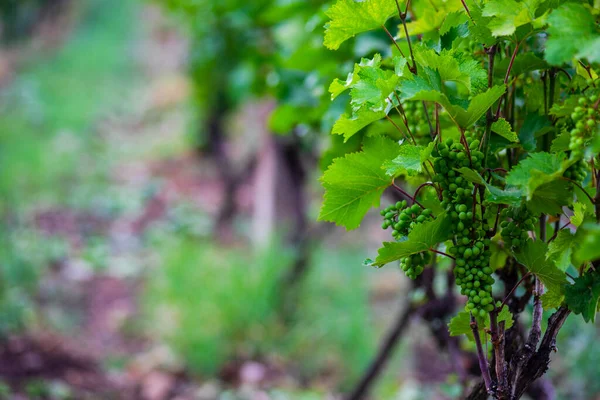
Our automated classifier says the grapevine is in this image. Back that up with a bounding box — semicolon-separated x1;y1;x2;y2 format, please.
316;0;600;398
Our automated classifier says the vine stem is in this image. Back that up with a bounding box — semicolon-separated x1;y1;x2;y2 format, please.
491;204;504;235
391;94;418;144
429;248;455;260
482;45;497;169
495;42;520;119
460;0;473;21
421;101;435;139
499;271;531;310
511;278;544;397
435;104;441;140
398;0;417;73
413;181;436;201
547;221;571;243
381;25;405;58
470;314;493;394
489;310;507;398
385;115;416;145
392;181;424;208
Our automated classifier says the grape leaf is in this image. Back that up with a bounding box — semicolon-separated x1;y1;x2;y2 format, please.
527;180;573;216
455;167;523;206
324;0;398;50
571;203;587;228
413;48;485;93
330;55;383;100
482;0;546;37
486;185;523;206
398;2;464;39
491;118;519;142
564;273;600;323
350;67;399;111
520;114;551;152
439;11;469;36
405;85;505;129
448;311;476;338
550;128;570;153
546;230;575;272
372;214;452;267
574;223;600;265
468;1;496;46
515;240;568;293
545;3;600;65
332;109;386;141
505;152;566;199
541;288;564;310
383;142;434;177
318;136;400;230
449;306;514;340
330;54;400;140
455;167;486;185
490;239;510;271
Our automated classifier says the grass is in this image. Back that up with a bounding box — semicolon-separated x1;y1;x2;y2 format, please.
143;235;376;388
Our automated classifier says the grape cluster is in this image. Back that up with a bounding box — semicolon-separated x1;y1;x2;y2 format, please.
564;159;589;184
569;93;599;158
381;201;433;238
432;136;495;317
400;252;432;279
381;201;434;279
499;207;537;250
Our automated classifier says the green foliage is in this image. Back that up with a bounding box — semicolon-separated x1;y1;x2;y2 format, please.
481;0;547;37
505;152;566;199
370;214;452;267
514;240;567;294
144;238;374;384
545;3;600;65
323;0;398;50
383;143;433;177
491;118;519;142
318;136;401;230
546;230;576;272
448;305;514;340
564;273;600;323
574;223;600;265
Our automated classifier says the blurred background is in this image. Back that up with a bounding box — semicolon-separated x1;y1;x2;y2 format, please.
0;0;598;399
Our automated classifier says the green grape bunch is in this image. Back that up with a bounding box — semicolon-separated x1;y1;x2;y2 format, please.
500;207;537;250
400;252;432;280
380;200;434;279
381;200;433;239
432;136;495;317
564;158;590;184
569;93;599;158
